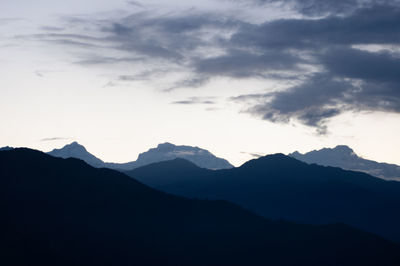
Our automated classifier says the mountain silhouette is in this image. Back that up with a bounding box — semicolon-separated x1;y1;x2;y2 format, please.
1;148;400;266
0;146;13;151
47;142;233;170
48;141;105;168
127;154;400;242
290;145;400;180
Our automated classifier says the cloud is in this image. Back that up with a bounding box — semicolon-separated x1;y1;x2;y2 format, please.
241;0;400;16
35;71;44;77
28;1;400;132
26;10;242;83
0;18;23;25
240;151;265;158
194;49;304;78
321;48;400;83
227;3;400;133
127;1;145;8
234;68;400;134
96;13;240;64
40;137;71;142
172;150;196;156
233;73;352;134
166;76;210;91
171;97;216;105
230;5;400;50
74;56;144;65
40;26;65;31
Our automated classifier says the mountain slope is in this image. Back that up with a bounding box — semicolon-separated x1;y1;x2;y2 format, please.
127;154;400;242
290;145;400;180
1;148;400;265
47;142;233;170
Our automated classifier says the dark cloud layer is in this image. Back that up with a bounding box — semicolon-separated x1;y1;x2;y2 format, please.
194;49;304;78
234;74;354;134
30;1;400;133
231;5;400;50
244;0;400;16
229;3;400;133
321;48;400;83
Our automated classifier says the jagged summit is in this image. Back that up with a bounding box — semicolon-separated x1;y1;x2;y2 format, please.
296;145;355;157
289;145;400;180
151;142;207;153
68;141;81;146
319;145;355;155
47;141;105;168
334;145;354;152
60;141;86;151
156;142;178;150
154;142;206;154
289;145;358;164
134;142;229;169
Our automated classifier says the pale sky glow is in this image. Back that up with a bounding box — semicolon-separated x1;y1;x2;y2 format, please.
1;0;400;166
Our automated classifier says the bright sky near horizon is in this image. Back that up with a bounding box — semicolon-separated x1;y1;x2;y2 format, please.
1;0;400;166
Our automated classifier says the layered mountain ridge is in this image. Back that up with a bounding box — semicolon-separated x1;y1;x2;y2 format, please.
127;153;400;242
47;141;233;170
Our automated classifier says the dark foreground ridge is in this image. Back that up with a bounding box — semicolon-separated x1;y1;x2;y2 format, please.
128;153;400;242
1;149;400;265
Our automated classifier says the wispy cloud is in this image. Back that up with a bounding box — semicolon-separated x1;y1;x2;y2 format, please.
241;151;265;158
127;1;146;8
40;137;71;142
171;97;217;105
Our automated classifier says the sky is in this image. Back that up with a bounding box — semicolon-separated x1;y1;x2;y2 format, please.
1;0;400;166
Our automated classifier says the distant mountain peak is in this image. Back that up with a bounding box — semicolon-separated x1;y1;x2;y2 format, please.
330;145;355;155
334;144;352;150
289;145;400;180
47;142;104;168
65;141;85;149
154;142;203;153
157;142;176;149
51;141;91;155
293;145;356;158
135;142;232;169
